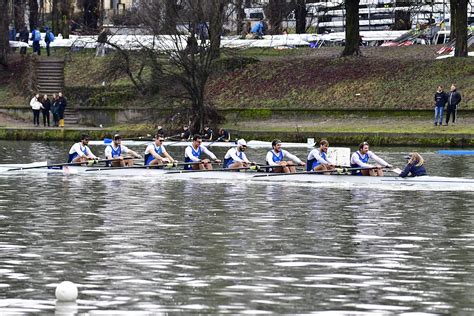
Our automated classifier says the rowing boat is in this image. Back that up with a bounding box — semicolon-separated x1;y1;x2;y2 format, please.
1;162;473;191
88;139;317;148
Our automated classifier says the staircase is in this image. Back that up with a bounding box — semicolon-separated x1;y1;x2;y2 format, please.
36;58;79;125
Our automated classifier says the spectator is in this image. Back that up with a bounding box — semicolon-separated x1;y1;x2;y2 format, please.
202;126;214;141
19;27;29;55
433;85;447;126
218;128;231;142
156;125;164;136
51;93;60;127
445;84;462;126
180;125;191;141
57;92;67;128
96;27;108;57
250;19;265;39
41;94;51;127
44;27;55;56
241;21;251;39
31;26;41;55
30;94;43;126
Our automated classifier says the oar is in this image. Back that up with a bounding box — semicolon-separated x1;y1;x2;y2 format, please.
165;165;255;174
7;158;132;171
103;135;152;144
252;166;383;178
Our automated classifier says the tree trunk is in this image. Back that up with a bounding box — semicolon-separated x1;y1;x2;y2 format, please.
449;0;457;40
235;0;245;35
28;0;39;30
0;0;9;68
265;0;285;35
295;0;306;34
51;0;60;34
82;0;99;30
163;0;178;34
13;0;26;31
209;0;227;59
452;0;468;57
59;0;71;38
341;0;360;56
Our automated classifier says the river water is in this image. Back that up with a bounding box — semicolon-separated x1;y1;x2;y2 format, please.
0;140;473;315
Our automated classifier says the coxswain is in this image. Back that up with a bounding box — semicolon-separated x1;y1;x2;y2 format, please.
223;139;254;170
396;152;427;178
184;134;221;170
180;125;191;141
217;128;231;142
306;139;336;174
350;142;392;176
266;139;305;173
144;135;175;166
68;134;97;164
104;134;142;167
202;126;214;141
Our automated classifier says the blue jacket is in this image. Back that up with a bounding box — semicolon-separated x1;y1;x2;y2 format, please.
251;22;264;35
399;163;427;178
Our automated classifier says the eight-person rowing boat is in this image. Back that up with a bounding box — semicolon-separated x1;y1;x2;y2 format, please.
1;134;473;191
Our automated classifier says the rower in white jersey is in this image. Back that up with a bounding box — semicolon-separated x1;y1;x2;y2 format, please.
223;139;254;170
306;139;336;174
144;134;175;166
184;134;221;170
350;141;393;176
266;139;305;173
104;134;142;167
68;134;97;164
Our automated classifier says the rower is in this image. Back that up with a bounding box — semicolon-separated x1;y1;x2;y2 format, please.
144;134;175;166
223;139;254;170
266;139;305;173
217;128;231;142
180;125;191;141
306;139;335;174
350;142;392;176
184;134;221;170
397;152;427;178
68;134;97;164
104;134;142;167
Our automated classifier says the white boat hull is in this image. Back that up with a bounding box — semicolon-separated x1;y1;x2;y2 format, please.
88;139;317;148
1;163;473;191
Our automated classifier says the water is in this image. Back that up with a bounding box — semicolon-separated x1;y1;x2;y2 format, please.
0;141;473;314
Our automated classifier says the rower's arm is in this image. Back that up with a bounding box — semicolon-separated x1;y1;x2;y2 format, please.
162;149;174;162
104;146;112;159
283;150;303;165
201;146;217;160
351;153;372;168
369;151;390;167
85;146;97;159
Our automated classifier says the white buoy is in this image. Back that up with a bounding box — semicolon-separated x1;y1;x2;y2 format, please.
55;281;78;302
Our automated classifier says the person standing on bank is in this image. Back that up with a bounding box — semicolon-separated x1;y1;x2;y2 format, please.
19;27;29;54
31;26;41;55
41;94;51;127
30;94;43;126
445;84;462;126
44;27;55;56
433;85;447;126
51;93;60;127
57;92;67;127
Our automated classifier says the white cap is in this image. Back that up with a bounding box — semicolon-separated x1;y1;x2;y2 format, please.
237;139;247;147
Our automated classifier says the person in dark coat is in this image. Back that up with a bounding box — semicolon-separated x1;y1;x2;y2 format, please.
445;84;462;126
398;153;427;178
202;126;214;141
41;94;51;126
51;93;60;127
19;27;29;54
433;85;447;126
31;26;41;55
44;27;55;56
57;92;67;127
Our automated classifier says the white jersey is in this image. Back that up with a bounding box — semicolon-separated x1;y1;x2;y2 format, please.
306;149;334;165
68;142;96;158
185;145;217;162
144;143;167;156
104;143;129;158
350;150;389;168
266;149;302;166
224;147;250;163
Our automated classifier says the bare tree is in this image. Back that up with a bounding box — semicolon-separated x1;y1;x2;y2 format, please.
341;0;360;56
265;0;291;35
0;0;9;68
51;0;60;34
59;0;72;38
28;0;39;30
13;0;26;31
81;0;99;30
295;0;306;34
451;0;468;57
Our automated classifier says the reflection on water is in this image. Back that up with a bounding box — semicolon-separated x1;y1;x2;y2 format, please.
0;141;474;314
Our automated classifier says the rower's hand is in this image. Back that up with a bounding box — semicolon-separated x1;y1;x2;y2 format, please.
214;159;222;163
299;162;306;166
386;164;393;169
279;161;288;167
137;155;143;159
